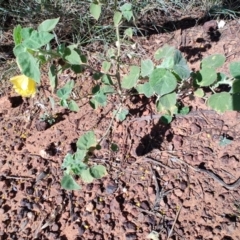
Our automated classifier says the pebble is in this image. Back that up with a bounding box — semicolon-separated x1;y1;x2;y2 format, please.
78;225;85;235
86;202;94;212
140;201;150;210
27;211;34;220
174;189;183;197
55;196;63;204
51;223;59;231
105;181;118;194
123;221;136;231
125;233;137;240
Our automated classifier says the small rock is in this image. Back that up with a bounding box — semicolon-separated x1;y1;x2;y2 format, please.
197;154;203;161
123;221;136;231
185;154;193;162
78;225;85;236
203;147;213;154
51;223;59;231
144;215;156;225
174;189;183;197
105;181;118;194
110;198;120;212
27;211;34;220
125;233;137;240
140;201;150;210
35;120;49;131
55;196;63;205
190;123;201;134
48;232;57;239
26;186;34;195
203;20;217;32
220;154;229;164
86;202;94;212
104;214;110;220
172;135;183;148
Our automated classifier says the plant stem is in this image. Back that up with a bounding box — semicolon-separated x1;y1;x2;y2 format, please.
38;49;61;58
98;103;121;145
81;63;116;78
115;24;123;95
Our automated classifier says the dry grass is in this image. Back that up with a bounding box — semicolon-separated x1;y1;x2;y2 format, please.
0;0;238;45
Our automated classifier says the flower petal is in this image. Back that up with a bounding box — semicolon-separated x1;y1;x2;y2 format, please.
10;75;37;97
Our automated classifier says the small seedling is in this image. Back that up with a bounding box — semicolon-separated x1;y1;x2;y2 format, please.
40;113;55;125
61;131;107;190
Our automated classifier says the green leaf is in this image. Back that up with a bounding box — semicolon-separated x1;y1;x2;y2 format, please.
149;68;177;96
68;100;79;112
160;115;172;124
201;54;226;69
62;153;86;176
71;65;84;74
120;3;133;21
106;48;115;59
232;93;240;111
90;3;101;21
61;174;81;190
219;136;232;147
229;62;240;79
141;59;154;77
178;106;190;115
74;150;87;162
113;11;122;26
13;44;26;57
154;44;175;60
194;88;204;97
101;74;113;85
57;43;66;56
124;28;133;39
156;92;177;114
56;80;74;100
13;25;22;45
60;99;68;107
195;67;217;87
38;17;60;32
22;30;54;49
114;108;129;122
21;27;33;40
90;91;107;109
173;50;190;79
48;64;57;91
158;58;174;69
93;72;103;80
90;165;107;179
16;51;41;83
111;143;119;152
77;131;97;150
64;45;82;65
232;79;240;93
101;61;111;73
136;82;154;98
207;92;232;113
62;153;74;170
101;85;115;94
211;73;229;89
80;168;95;183
121;66;140;89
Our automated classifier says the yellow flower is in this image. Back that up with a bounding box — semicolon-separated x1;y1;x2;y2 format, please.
10;75;37;97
